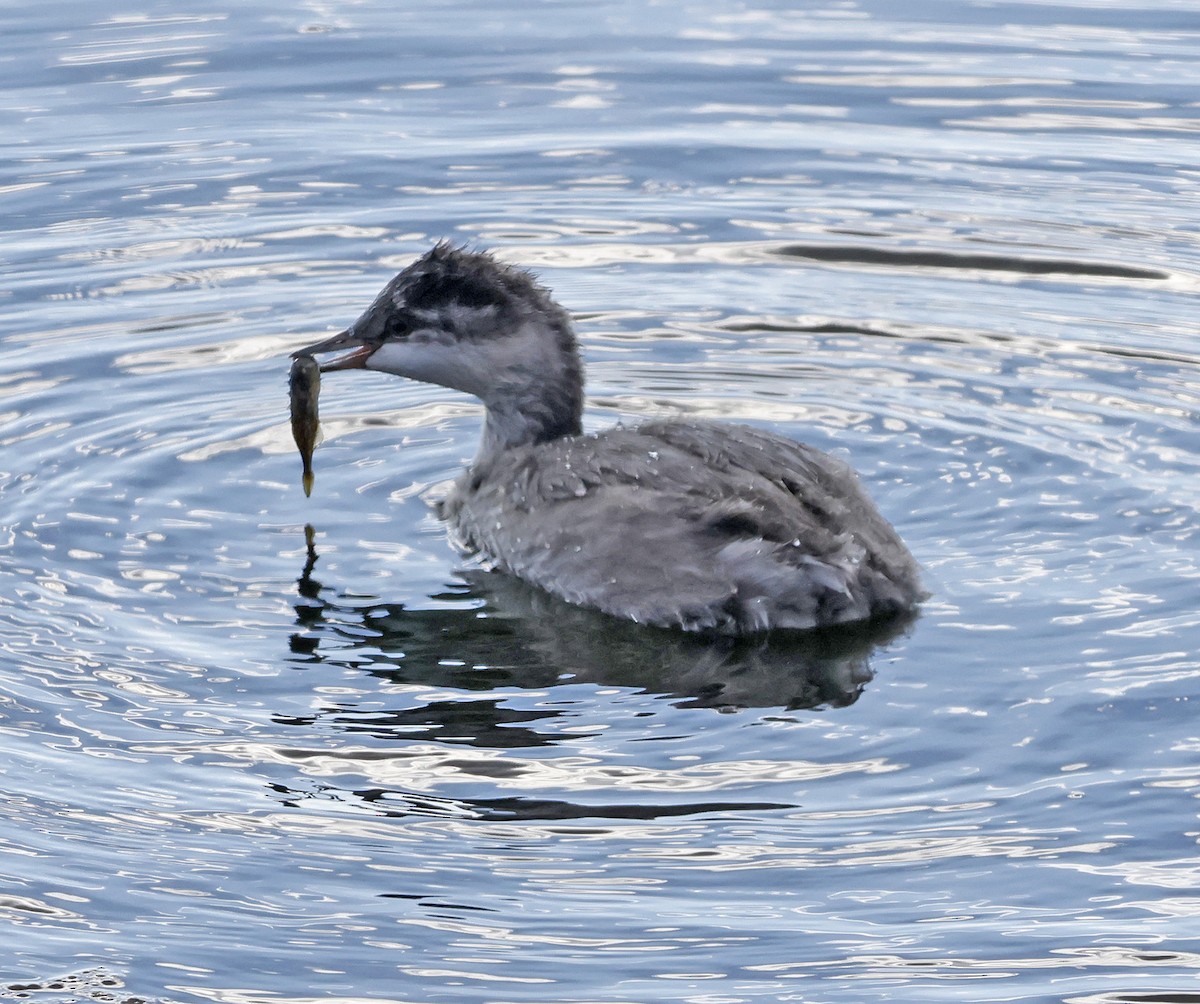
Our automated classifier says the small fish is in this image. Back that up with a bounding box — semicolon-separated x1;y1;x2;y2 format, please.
289;354;321;497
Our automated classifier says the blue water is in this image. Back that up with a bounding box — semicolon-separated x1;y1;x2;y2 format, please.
3;2;1200;1002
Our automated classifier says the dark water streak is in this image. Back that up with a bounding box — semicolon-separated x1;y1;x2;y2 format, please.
2;1;1200;1002
772;241;1171;280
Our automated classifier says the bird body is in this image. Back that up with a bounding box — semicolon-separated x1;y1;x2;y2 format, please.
293;244;922;634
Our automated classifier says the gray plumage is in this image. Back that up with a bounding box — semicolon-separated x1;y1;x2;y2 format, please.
293;243;923;635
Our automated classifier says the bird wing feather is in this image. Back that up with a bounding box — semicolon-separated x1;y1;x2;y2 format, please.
443;421;919;633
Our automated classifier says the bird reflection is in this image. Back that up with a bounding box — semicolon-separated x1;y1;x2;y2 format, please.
288;525;915;732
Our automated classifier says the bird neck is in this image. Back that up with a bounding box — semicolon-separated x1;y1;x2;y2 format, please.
469;307;585;458
477;376;583;460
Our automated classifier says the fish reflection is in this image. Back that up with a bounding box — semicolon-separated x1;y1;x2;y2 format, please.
288;526;915;725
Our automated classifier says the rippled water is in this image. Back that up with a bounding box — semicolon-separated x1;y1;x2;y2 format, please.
3;1;1200;1001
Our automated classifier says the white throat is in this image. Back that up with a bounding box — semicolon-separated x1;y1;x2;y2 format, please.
367;320;583;453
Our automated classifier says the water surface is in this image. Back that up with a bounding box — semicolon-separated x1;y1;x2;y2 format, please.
3;2;1200;1002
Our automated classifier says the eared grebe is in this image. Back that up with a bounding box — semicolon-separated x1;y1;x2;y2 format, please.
292;243;923;634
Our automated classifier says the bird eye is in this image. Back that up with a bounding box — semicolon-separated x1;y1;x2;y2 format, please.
386;309;417;338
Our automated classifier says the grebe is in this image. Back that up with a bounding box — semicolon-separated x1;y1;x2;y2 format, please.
292;243;922;634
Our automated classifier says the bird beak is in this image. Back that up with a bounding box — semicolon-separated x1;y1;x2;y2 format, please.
290;328;375;371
